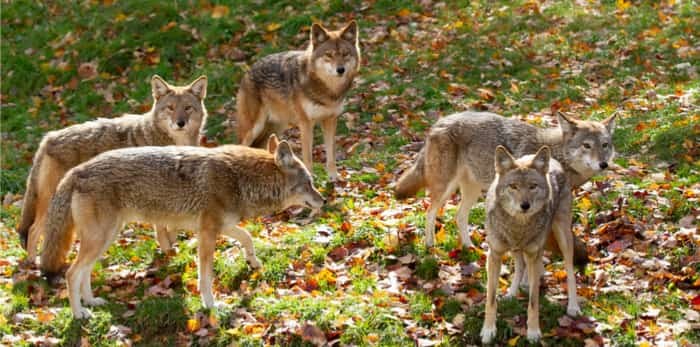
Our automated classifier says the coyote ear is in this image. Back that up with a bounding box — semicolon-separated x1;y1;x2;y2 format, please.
151;75;171;100
494;146;516;174
267;134;280;153
341;21;358;43
557;112;578;136
602;112;617;134
188;75;207;100
275;141;295;168
531;146;551;174
311;23;329;46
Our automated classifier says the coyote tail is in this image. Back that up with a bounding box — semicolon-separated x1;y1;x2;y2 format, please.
39;171;78;277
395;148;426;199
16;141;47;249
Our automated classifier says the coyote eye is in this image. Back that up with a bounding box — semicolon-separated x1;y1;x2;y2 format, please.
602;143;608;148
529;184;538;190
583;143;592;149
185;105;194;113
166;105;175;112
325;51;333;58
508;184;518;190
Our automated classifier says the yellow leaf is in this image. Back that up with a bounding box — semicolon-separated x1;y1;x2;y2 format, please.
316;268;336;285
577;197;592;211
211;5;229;19
372;113;384;122
453;20;464;29
266;22;281;32
616;0;631;11
114;13;127;22
375;162;385;172
187;318;200;332
435;226;447;244
508;335;520;346
640;341;651;347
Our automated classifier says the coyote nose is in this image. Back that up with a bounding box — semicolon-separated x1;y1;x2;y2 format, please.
520;202;530;211
599;162;608;169
336;66;345;75
176;120;186;128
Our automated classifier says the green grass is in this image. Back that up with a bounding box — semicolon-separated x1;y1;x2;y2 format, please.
2;0;699;345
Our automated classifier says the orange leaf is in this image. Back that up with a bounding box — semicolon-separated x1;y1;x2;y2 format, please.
397;8;411;17
37;310;55;323
187;318;200;332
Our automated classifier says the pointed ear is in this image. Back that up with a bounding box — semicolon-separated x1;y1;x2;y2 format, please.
151;75;171;100
601;112;617;134
311;23;329;47
275;141;295;168
494;146;516;174
557;112;578;136
267;134;280;153
531;146;550;174
341;20;358;43
187;75;207;100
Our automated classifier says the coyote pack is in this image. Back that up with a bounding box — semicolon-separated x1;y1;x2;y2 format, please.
18;75;208;261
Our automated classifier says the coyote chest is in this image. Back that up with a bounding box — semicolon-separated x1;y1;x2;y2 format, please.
299;97;344;121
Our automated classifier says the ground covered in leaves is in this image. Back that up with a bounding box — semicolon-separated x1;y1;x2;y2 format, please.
1;0;699;346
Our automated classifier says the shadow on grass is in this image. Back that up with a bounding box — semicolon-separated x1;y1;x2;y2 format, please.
456;294;589;346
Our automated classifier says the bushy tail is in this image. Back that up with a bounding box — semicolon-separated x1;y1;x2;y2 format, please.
17;143;46;249
395;148;426;199
39;172;77;277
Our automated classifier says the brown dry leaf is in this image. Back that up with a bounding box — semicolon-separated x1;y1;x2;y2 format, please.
477;88;494;100
301;323;327;346
78;62;98;80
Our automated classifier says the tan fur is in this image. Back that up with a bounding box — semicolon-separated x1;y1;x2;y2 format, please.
235;21;360;180
481;146;578;343
17;75;209;262
39;139;325;318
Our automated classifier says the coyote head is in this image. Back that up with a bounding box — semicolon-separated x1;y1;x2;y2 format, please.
151;75;208;145
493;146;552;217
558;112;616;178
308;21;360;88
268;135;325;210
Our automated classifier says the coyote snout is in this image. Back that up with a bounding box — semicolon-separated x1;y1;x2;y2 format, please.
266;135;326;210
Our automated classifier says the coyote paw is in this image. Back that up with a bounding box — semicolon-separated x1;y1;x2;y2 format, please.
247;257;262;270
567;303;581;316
84;297;107;306
73;307;92;320
526;328;542;342
480;326;496;344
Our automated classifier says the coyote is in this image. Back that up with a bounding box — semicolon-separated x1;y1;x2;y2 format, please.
236;21;360;180
481;146;572;343
17;75;208;261
40;135;325;318
394;111;614;250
